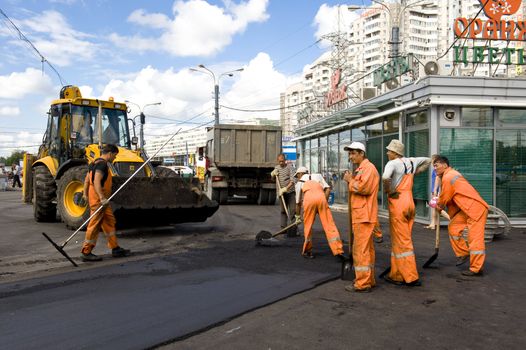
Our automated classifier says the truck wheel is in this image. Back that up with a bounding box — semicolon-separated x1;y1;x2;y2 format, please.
57;165;90;230
257;188;269;205
219;189;228;205
33;166;57;222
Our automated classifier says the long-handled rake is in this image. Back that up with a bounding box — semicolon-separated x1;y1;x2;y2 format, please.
43;129;181;267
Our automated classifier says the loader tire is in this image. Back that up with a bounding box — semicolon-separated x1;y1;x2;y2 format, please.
33;165;57;222
57;165;89;230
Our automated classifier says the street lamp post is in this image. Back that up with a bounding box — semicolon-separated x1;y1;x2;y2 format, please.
371;0;427;58
190;65;244;125
125;100;162;149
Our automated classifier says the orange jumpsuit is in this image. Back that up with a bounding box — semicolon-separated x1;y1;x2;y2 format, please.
299;177;344;256
387;161;419;284
438;168;488;273
348;159;379;290
81;159;119;255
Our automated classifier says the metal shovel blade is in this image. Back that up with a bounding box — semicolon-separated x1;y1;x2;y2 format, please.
42;232;78;267
255;230;272;242
341;258;354;281
423;248;439;268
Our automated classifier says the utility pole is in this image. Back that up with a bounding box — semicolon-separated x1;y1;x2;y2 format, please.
190;65;244;125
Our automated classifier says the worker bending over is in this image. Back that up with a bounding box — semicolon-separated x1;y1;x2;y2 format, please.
430;155;488;276
294;166;345;260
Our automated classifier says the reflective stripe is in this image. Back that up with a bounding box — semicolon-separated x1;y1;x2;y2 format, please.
450;235;461;241
84;239;96;244
104;232;116;238
391;251;414;259
354;265;370;272
470;250;486;255
328;237;341;243
305;238;312;242
450;175;462;186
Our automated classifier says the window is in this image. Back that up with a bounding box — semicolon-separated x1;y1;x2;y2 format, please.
461;107;493;127
498;109;526;126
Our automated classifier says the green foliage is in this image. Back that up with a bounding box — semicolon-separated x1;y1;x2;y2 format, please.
4;150;26;166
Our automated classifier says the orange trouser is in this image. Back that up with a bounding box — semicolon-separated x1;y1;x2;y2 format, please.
448;209;487;273
387;175;419;284
373;223;383;239
302;192;344;256
352;222;376;289
81;205;119;254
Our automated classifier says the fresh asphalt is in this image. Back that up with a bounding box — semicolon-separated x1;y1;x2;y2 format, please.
1;190;525;349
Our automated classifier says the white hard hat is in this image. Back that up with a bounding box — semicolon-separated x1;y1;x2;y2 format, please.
293;166;309;177
344;142;366;153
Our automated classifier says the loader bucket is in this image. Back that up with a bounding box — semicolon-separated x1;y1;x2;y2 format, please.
110;176;219;226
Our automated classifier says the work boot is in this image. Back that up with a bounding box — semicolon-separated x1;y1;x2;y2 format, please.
455;255;469;266
405;279;422;287
302;251;315;259
345;285;371;293
461;270;483;277
383;275;404;286
112;247;131;258
335;254;346;263
81;253;102;262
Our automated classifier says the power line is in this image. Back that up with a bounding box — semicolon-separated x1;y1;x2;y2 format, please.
0;7;66;86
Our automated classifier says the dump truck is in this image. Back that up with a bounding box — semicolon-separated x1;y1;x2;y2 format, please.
23;85;218;229
203;124;282;205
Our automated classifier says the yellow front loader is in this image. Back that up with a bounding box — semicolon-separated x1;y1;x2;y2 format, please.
23;85;218;229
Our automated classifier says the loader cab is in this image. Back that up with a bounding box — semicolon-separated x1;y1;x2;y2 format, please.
45;101;131;165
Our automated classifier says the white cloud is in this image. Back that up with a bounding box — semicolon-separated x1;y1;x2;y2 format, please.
17;10;98;66
0;68;54;99
0;106;21;116
111;0;270;57
313;4;360;45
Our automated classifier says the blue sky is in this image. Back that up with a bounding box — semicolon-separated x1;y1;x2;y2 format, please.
0;0;368;157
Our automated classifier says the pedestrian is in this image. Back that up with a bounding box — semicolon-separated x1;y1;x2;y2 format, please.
342;142;380;293
294;166;345;260
80;144;130;262
271;153;298;237
382;139;430;286
425;154;441;229
430;155;488;276
11;163;22;188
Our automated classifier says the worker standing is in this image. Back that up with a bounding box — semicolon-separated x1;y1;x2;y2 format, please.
430;155;488;276
271;153;297;237
382;140;430;286
80;144;130;262
342;142;379;293
294;167;345;260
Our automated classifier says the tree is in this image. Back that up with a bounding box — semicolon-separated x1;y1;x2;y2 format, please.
5;150;26;166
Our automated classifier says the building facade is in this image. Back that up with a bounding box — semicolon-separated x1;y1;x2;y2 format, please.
293;76;526;224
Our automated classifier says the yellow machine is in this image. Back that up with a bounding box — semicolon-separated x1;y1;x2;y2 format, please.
23;85;218;229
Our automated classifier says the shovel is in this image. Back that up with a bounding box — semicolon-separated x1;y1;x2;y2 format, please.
256;220;300;246
423;209;441;268
341;194;354;281
43;129;182;267
275;175;290;220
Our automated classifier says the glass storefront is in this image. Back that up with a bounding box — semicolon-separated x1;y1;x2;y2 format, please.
297;104;526;221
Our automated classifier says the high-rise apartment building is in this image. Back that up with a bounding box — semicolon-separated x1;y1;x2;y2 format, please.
280;0;526;137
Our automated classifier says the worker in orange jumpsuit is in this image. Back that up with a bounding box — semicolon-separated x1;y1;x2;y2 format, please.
430;155;488;276
342;142;379;293
294;166;345;260
80;144;130;262
382;140;430;286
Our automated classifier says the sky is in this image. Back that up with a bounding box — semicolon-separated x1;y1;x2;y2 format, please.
0;0;372;158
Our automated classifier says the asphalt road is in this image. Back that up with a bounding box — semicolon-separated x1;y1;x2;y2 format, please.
1;191;525;349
